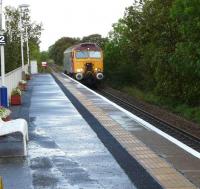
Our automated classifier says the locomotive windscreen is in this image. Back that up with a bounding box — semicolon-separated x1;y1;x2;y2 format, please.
89;51;101;58
76;51;88;59
76;51;101;59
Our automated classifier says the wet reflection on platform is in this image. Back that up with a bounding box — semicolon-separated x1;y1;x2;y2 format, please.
28;74;136;189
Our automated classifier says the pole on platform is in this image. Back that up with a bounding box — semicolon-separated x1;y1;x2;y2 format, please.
0;43;5;86
25;25;30;72
19;7;25;78
0;0;8;107
0;0;5;86
19;4;29;79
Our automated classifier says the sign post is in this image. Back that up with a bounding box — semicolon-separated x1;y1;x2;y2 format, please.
0;0;5;86
0;0;8;107
0;33;5;86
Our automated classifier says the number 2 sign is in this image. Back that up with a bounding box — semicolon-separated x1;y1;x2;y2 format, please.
0;35;6;45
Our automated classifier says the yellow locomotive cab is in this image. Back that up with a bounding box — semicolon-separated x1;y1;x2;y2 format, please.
63;43;104;83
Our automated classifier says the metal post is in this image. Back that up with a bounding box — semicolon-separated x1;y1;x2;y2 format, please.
19;4;29;77
0;0;2;29
1;46;5;86
25;25;30;68
0;0;5;87
19;9;24;73
0;0;8;107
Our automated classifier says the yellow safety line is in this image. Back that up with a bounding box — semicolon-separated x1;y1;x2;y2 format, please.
0;176;3;189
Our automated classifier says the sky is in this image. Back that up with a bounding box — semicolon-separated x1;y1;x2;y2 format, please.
3;0;133;51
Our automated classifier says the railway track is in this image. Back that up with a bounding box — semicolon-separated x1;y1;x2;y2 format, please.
96;89;200;153
50;65;200;153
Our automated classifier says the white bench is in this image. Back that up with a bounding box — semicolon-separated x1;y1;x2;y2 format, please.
0;118;28;156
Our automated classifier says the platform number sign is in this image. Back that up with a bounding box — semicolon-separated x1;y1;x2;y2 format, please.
0;35;6;45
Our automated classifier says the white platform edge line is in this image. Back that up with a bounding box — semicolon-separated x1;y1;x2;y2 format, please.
61;73;200;159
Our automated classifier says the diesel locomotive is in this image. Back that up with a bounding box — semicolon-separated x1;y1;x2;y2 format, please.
63;43;104;83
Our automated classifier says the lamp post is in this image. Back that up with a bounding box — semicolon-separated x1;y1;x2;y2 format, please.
22;5;30;71
19;4;29;79
25;24;30;71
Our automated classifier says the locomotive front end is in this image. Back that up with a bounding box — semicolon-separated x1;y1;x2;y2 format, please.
74;44;104;82
64;43;104;84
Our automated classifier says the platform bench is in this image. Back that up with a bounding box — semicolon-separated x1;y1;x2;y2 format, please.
0;118;28;156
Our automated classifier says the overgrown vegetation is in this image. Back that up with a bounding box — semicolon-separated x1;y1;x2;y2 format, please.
102;0;200;124
48;37;80;65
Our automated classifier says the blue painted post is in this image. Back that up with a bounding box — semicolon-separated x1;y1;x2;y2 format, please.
0;86;8;107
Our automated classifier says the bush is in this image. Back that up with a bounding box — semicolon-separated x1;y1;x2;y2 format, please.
11;87;22;96
0;106;11;119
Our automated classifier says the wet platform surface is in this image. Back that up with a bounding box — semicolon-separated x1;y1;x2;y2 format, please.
0;74;136;189
0;73;199;189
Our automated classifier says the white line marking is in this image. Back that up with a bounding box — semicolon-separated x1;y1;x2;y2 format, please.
61;73;200;159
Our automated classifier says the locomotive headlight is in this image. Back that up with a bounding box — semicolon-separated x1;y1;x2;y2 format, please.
77;68;83;72
95;68;101;72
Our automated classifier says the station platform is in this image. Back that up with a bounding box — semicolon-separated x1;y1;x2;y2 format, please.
0;73;199;189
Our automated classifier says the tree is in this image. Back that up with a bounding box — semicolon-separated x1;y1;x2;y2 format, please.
4;6;21;72
3;6;42;73
39;51;49;62
81;34;108;49
49;37;80;65
104;0;200;105
104;6;144;86
169;0;200;104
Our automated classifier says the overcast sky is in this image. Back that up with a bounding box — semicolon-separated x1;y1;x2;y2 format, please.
3;0;133;51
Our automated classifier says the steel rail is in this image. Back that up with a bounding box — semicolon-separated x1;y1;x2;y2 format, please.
98;89;200;152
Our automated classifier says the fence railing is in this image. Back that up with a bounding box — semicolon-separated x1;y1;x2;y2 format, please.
0;65;28;101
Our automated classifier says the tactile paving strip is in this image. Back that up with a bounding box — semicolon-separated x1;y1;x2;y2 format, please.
55;73;197;189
